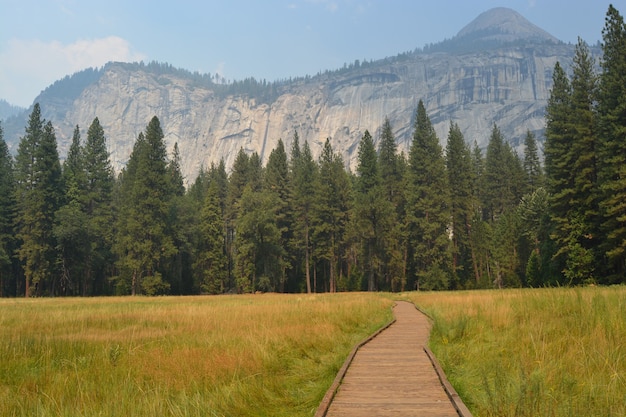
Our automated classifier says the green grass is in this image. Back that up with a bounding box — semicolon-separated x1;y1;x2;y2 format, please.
406;287;626;417
0;293;394;416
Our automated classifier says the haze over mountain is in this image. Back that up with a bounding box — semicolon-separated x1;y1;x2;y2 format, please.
2;8;593;181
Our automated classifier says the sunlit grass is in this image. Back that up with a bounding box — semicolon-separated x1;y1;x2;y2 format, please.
3;288;623;416
405;287;626;417
0;293;394;416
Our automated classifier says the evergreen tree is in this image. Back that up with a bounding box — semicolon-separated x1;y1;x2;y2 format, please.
195;179;228;293
113;117;175;295
234;185;282;292
0;123;17;296
469;141;492;287
405;101;451;290
597;5;626;281
568;38;600;283
517;187;550;286
522;130;543;193
544;62;574;279
264;139;291;291
445;122;475;287
164;142;191;294
315;138;351;292
14;104;62;296
377;119;407;291
291;139;318;293
354;131;389;291
54;124;88;295
545;40;600;285
225;148;251;290
482;124;516;221
83;117;115;294
63;126;86;196
378;118;403;207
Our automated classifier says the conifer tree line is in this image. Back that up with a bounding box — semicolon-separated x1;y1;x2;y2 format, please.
0;5;624;296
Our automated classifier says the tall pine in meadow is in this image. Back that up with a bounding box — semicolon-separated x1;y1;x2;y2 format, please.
597;5;626;282
14;104;63;296
0;123;17;296
545;40;600;285
566;38;600;284
54;125;89;295
290;138;318;293
225;147;251;289
544;62;573;278
83;117;115;294
264;139;291;291
195;179;228;294
377;118;407;291
354;130;391;291
315;138;351;292
405;101;451;290
114;117;175;295
445;122;475;288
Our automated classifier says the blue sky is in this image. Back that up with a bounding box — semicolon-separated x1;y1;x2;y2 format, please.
0;0;619;107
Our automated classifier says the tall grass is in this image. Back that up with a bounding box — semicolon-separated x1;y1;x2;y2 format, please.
405;287;626;417
0;293;393;416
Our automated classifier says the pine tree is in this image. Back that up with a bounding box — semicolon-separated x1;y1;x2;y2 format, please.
14;104;62;296
522;130;543;193
264;139;291;291
482;124;516;222
195;179;228;293
234;185;282;293
164;142;190;294
354;131;389;291
597;5;626;281
83;117;115;294
225;148;251;290
291;140;318;293
405;101;451;290
377;119;406;291
568;38;600;283
63;126;86;197
54;124;88;295
544;40;601;285
0;122;17;296
113;117;175;295
544;62;574;279
517;187;550;286
445;122;475;287
315;138;351;292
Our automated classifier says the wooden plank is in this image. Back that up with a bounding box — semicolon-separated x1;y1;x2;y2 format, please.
315;301;473;417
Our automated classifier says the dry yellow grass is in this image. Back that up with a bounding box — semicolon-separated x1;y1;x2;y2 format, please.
404;287;626;417
0;293;394;416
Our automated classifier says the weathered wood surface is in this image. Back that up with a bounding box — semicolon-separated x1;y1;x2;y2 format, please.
318;301;471;417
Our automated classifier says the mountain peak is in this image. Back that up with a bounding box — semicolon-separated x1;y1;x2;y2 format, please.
455;7;559;45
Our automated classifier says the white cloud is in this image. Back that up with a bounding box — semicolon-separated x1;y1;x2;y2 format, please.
0;36;145;107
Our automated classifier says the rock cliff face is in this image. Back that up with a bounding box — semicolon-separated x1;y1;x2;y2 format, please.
4;8;590;181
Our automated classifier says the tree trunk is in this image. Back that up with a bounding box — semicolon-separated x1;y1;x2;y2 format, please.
131;270;137;296
305;224;311;294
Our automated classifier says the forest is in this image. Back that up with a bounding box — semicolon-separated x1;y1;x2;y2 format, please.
0;6;625;297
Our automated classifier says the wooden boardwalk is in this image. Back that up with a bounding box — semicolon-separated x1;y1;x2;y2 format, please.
316;301;472;417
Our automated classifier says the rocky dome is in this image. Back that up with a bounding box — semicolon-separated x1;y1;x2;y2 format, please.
455;7;559;44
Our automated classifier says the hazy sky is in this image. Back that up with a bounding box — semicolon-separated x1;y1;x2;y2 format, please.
0;0;619;107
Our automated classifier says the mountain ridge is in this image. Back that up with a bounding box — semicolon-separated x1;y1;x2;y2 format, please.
2;8;592;181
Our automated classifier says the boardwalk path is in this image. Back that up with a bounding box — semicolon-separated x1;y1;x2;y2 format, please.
316;301;472;417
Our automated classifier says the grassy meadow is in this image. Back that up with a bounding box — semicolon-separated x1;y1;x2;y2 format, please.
406;287;626;417
0;293;394;416
1;288;624;416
